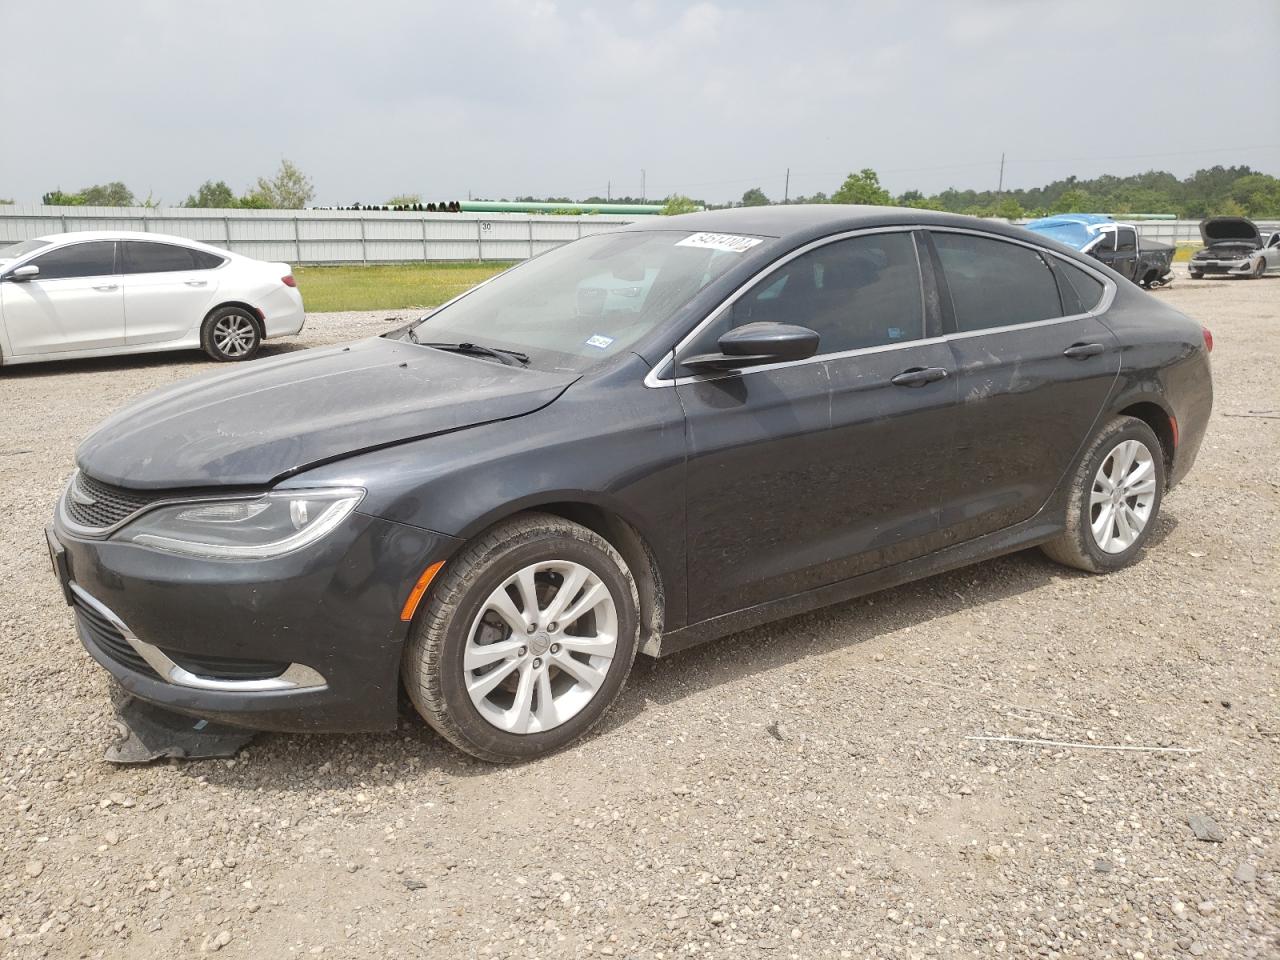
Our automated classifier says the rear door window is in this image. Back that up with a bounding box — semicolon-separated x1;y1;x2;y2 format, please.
931;232;1063;332
121;241;202;274
189;249;227;269
27;241;117;280
1054;259;1106;314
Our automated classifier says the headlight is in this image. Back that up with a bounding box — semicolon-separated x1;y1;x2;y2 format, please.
119;488;364;559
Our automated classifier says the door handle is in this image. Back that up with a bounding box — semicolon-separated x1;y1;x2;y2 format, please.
92;284;118;292
1063;342;1105;360
891;366;949;387
184;279;208;287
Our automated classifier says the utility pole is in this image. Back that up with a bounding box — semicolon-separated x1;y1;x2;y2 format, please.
607;180;611;201
997;152;1006;195
640;169;646;204
784;167;790;204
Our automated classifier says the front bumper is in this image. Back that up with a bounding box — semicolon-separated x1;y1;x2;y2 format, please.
1190;258;1254;276
52;512;459;733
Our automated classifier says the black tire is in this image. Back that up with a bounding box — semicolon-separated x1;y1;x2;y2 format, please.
403;513;640;763
1189;270;1203;280
1251;259;1265;279
201;306;262;362
1041;416;1165;574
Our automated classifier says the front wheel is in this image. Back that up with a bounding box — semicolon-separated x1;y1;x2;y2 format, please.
201;306;262;361
1041;416;1165;573
1189;270;1203;280
403;513;640;762
1252;259;1265;279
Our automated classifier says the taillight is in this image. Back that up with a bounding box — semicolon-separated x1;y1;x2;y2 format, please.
1202;326;1213;353
282;275;297;288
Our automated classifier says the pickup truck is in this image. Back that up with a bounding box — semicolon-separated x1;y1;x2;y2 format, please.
1024;213;1175;289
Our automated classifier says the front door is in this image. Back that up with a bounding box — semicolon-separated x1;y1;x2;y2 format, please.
120;240;222;344
927;230;1120;543
0;241;124;356
1111;226;1139;281
674;230;956;625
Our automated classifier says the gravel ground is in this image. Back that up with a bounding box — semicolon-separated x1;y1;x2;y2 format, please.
1;271;1276;959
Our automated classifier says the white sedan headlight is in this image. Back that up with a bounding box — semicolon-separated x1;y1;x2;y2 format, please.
120;488;364;559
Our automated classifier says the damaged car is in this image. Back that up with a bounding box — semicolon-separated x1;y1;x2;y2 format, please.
49;206;1214;763
1024;214;1174;288
1188;216;1279;279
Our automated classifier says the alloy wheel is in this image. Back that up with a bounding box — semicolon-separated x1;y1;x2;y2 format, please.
1090;439;1157;554
212;314;257;358
464;560;618;734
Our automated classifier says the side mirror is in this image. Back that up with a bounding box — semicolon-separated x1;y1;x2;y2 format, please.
681;321;820;371
6;264;39;282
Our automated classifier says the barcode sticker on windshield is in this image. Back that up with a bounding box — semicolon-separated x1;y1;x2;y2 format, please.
676;232;763;254
585;334;614;349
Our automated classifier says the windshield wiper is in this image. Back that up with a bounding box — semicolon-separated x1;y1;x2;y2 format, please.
417;340;530;366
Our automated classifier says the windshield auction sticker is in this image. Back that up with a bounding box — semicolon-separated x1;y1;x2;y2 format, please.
675;232;764;254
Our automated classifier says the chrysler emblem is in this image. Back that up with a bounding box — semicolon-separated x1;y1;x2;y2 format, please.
70;485;97;507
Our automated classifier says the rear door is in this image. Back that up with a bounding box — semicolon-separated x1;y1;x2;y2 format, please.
674;230;956;624
926;230;1119;543
0;241;123;356
120;240;223;344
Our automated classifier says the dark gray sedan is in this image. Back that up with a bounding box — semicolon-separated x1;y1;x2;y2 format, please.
49;206;1213;762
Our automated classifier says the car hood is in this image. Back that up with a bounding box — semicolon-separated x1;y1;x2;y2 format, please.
1200;217;1260;246
76;337;578;489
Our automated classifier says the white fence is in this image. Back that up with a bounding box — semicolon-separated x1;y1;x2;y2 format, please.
1107;219;1280;245
0;205;637;264
3;206;1277;263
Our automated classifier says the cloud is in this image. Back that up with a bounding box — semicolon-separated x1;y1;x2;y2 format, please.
0;0;1275;205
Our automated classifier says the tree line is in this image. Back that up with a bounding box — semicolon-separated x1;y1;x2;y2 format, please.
18;162;1280;220
663;165;1280;220
35;160;315;209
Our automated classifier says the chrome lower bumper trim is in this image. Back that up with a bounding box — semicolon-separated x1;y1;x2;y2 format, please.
70;582;327;693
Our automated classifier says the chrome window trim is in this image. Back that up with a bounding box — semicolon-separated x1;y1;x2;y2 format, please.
70;582;327;692
642;223;1116;388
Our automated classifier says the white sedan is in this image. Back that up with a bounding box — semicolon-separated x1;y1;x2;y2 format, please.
0;231;305;365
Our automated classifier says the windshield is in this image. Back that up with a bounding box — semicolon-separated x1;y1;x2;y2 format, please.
409;230;761;372
0;238;52;261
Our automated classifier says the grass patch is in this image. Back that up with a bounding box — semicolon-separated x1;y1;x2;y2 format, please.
293;261;515;313
1174;243;1202;263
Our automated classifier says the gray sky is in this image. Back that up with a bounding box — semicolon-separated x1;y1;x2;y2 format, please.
4;0;1278;206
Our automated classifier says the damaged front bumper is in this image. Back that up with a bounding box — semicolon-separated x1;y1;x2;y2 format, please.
49;513;459;734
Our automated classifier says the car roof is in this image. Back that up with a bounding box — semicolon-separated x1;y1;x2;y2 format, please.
622;203;1045;247
29;230;234;255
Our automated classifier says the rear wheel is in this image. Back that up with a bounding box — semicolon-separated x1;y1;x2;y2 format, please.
403;513;640;762
1041;416;1165;573
201;306;262;361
